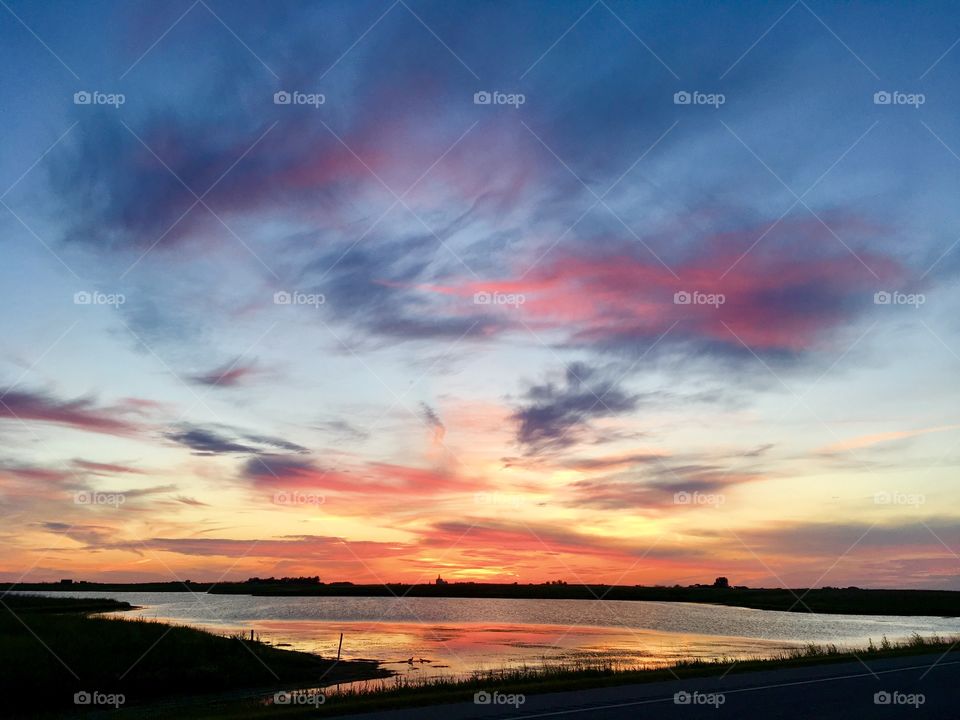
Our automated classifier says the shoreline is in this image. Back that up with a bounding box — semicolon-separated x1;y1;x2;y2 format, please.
8;581;960;617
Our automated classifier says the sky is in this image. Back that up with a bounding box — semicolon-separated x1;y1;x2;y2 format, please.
1;0;959;589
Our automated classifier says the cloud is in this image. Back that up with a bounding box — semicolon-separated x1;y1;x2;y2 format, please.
313;419;370;442
72;460;145;475
420;403;446;444
240;433;310;454
415;218;912;358
242;455;483;496
117;484;179;499
818;425;960;454
512;362;639;454
187;359;260;388
296;238;502;346
0;463;80;509
171;496;209;507
422;519;697;562
0;388;141;436
561;452;667;472
100;534;410;562
166;427;256;455
566;464;763;511
39;522;116;546
165;424;309;456
696;518;960;561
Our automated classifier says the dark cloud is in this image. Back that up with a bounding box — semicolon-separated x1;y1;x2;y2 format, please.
166;427;255;455
241;433;310;454
165;424;309;456
420;402;446;443
39;522;115;546
420;403;444;430
171;496;209;507
297;238;503;346
512;363;639;454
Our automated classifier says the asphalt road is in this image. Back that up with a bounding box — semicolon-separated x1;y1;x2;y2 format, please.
331;651;960;719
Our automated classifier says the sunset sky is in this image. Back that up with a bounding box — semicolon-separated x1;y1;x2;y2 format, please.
2;0;959;589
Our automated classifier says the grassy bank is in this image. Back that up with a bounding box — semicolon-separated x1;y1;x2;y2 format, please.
0;595;389;718
131;633;959;719
1;593;132;614
9;581;959;616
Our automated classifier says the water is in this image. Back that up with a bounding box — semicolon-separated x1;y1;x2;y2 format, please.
24;591;959;683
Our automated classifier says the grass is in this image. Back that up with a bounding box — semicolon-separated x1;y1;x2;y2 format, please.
0;595;389;718
0;593;132;614
110;632;960;719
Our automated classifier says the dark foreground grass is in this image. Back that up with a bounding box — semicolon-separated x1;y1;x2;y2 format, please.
112;633;960;719
0;595;389;718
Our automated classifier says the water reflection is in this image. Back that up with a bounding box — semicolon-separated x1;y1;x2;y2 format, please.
30;591;959;682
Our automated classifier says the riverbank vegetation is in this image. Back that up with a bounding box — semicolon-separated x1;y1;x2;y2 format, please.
0;594;389;718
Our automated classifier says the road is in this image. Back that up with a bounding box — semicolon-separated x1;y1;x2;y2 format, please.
331;651;959;719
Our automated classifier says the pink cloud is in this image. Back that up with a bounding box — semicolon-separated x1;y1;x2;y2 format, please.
415;217;910;353
0;389;142;436
243;456;486;496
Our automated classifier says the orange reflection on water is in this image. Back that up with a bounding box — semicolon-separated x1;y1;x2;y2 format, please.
234;619;799;681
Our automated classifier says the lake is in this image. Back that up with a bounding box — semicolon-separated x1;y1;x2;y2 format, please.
27;591;959;682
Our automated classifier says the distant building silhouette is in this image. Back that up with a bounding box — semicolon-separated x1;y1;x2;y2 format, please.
435;575;448;585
